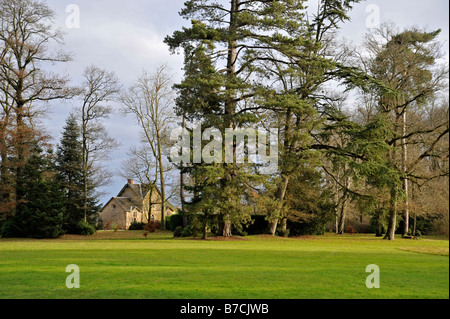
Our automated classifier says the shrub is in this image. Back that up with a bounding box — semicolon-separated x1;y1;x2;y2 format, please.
430;215;449;237
348;221;371;234
129;221;146;230
278;228;290;238
75;220;97;236
166;214;185;231
144;221;161;233
181;226;193;237
188;217;203;237
173;226;183;238
346;225;357;235
288;219;328;236
0;220;22;238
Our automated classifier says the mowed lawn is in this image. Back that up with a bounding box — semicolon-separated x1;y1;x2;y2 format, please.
0;231;448;299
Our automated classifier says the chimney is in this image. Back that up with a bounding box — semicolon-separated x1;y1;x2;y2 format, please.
127;179;134;185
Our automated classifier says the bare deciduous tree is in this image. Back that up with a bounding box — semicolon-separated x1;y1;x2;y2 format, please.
121;64;176;230
77;65;120;221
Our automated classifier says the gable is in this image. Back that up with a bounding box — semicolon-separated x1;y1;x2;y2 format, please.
117;184;143;209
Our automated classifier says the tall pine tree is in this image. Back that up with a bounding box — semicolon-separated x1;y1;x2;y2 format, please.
56;114;99;234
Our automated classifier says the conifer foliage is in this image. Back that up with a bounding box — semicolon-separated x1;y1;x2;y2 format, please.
1;142;66;239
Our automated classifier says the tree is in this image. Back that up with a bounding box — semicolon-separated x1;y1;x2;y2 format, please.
56;114;99;233
166;0;375;237
357;24;448;239
120;143;180;226
77;65;120;222
0;0;73;220
1;141;66;239
121;65;176;230
0;57;14;224
166;0;311;236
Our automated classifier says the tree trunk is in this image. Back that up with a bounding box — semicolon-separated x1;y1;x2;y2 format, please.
223;213;232;237
268;175;290;236
220;0;239;239
180;115;188;228
158;149;166;230
384;133;399;241
280;217;288;237
337;199;347;234
401;111;409;235
374;209;384;237
81;110;88;223
0;130;13;219
202;213;208;240
411;184;416;236
14;95;27;213
384;188;397;240
268;221;277;236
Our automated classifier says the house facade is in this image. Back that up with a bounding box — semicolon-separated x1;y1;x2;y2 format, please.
99;179;176;230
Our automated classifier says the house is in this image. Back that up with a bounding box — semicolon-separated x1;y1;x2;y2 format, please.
98;179;176;230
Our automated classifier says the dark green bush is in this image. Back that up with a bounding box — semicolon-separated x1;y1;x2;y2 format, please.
277;228;290;238
129;221;146;230
166;214;185;231
173;226;183;237
0;220;22;238
181;226;193;237
288;219;327;236
172;224;198;238
75;220;96;236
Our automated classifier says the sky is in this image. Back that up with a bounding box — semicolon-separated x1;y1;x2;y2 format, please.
41;0;449;206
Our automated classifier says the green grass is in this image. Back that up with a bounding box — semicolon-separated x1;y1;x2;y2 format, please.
0;231;448;299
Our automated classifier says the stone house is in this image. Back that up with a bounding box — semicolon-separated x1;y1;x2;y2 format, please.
98;179;176;230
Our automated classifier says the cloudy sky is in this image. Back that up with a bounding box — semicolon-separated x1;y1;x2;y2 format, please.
42;0;449;205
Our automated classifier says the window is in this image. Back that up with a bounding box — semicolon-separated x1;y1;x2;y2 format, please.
151;215;155;222
113;205;116;209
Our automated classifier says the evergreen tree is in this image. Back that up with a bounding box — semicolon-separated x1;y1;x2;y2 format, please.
359;25;448;240
1;142;66;239
56;114;99;234
166;0;323;236
165;0;381;237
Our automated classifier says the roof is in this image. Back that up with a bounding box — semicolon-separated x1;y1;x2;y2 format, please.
117;183;144;200
100;182;176;213
114;197;139;212
100;197;140;213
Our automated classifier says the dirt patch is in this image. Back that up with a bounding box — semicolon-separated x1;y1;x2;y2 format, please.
190;236;249;241
58;230;172;240
255;234;316;240
287;235;316;240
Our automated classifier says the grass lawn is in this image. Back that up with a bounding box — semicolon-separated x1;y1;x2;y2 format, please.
0;231;448;299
